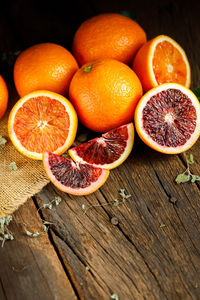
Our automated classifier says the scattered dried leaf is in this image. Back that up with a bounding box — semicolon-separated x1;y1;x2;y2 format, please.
9;161;18;171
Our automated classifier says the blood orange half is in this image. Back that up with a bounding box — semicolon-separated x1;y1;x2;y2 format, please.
134;83;200;154
69;123;134;169
8;90;78;160
132;35;191;92
43;151;110;195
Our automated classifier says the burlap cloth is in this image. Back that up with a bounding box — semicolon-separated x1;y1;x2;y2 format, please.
0;91;50;218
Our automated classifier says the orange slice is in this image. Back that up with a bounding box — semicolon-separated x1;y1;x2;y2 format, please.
134;83;200;154
43;151;110;195
132;35;191;92
69;123;134;169
8;90;78;160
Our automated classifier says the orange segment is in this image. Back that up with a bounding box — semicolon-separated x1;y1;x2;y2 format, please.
8;90;78;160
132;35;191;92
153;41;187;85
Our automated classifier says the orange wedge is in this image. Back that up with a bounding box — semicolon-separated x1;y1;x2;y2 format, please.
8;90;78;160
132;35;191;92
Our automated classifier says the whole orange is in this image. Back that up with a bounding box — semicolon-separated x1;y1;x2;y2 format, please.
72;13;147;66
0;75;8;119
69;58;143;132
14;43;79;97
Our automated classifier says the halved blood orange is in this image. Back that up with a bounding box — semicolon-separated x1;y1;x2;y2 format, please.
132;35;191;92
43;151;110;195
69;123;134;169
134;83;200;154
8;90;78;160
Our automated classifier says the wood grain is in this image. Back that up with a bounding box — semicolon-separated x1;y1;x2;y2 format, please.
0;0;200;299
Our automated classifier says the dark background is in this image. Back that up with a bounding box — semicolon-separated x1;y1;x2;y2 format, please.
1;0;200;87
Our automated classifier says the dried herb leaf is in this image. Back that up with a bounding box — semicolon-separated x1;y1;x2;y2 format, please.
0;135;7;146
0;215;14;247
113;199;120;207
9;162;18;171
85;265;90;271
191;175;200;183
55;196;62;206
187;154;194;165
26;230;40;237
175;173;190;184
43;203;53;209
119;189;131;199
111;293;119;300
82;204;86;210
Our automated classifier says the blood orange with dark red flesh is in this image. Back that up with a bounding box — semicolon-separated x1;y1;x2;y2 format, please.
69;123;134;169
43;151;110;195
134;83;200;154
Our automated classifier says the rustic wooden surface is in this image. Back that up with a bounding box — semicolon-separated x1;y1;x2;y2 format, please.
0;0;200;299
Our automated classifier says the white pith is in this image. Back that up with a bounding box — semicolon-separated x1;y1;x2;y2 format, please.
69;123;134;169
149;35;191;88
135;83;200;154
9;90;77;160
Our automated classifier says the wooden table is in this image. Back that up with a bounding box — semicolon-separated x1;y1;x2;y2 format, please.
0;0;200;299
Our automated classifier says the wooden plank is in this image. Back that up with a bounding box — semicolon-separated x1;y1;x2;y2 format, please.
0;199;77;300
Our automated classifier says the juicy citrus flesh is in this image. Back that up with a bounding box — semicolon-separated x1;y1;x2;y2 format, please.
0;75;8;119
69;58;143;132
73;13;147;66
69;123;134;169
14;43;78;97
43;151;110;195
134;83;200;154
132;35;191;92
8;91;78;160
153;40;188;86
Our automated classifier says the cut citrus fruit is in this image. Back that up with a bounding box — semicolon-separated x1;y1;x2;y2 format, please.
43;151;110;195
69;123;134;169
134;83;200;154
8;90;78;160
132;35;191;92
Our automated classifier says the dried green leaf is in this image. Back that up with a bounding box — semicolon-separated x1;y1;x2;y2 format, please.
43;203;53;209
43;225;49;232
187;154;194;165
85;265;90;271
160;223;166;228
55;196;62;206
26;230;40;237
113;199;120;207
0;136;7;146
82;204;86;210
9;162;18;171
175;173;190;184
111;293;119;300
191;175;200;183
119;189;131;199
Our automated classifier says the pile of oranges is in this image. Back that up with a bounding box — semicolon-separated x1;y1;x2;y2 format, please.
1;12;199;161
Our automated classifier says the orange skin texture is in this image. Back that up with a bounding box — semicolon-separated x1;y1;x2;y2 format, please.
132;36;191;92
0;75;8;119
14;43;79;97
132;39;154;92
73;13;147;66
69;58;143;132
